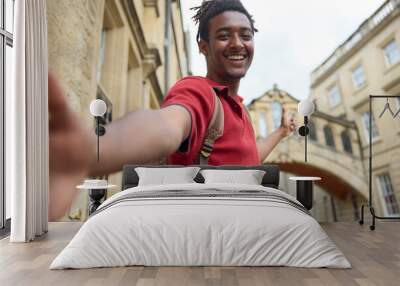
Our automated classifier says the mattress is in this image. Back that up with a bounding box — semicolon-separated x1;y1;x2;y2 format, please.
50;183;351;269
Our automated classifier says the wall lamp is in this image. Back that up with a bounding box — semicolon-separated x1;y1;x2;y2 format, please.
298;99;315;162
90;99;107;162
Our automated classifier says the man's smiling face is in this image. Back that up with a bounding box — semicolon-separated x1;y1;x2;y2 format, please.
200;11;255;83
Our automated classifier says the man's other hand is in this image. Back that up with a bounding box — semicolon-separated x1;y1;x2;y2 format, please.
48;72;94;221
279;107;296;138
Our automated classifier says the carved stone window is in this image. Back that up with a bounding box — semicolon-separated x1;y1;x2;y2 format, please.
377;173;400;216
383;39;400;67
341;131;353;154
272;101;282;130
143;0;159;17
258;112;268;138
308;121;317;142
324;126;335;148
328;85;341;108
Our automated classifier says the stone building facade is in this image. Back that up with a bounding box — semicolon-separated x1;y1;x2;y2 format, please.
310;0;400;218
46;0;190;220
249;0;400;221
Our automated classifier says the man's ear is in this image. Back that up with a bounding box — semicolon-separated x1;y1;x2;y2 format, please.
198;39;209;56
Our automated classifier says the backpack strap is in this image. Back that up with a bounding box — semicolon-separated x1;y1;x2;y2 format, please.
243;107;254;133
197;88;224;165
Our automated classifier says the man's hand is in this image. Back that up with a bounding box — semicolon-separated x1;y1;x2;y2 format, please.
256;106;296;162
48;72;95;221
278;107;296;138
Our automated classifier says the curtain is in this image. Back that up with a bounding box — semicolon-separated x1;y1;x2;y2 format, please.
7;0;49;242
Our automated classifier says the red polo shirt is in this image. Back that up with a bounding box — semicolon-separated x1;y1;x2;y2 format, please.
161;76;260;166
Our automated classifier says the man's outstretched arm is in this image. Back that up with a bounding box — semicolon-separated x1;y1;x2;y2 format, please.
89;105;191;176
48;73;191;220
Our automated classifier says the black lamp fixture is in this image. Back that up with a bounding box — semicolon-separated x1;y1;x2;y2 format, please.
75;99;114;216
297;99;315;162
90;99;107;162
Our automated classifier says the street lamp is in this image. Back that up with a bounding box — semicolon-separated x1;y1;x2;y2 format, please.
298;99;315;162
90;99;107;162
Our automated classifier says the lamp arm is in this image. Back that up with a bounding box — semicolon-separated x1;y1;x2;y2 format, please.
96;117;100;162
303;116;309;162
305;128;307;162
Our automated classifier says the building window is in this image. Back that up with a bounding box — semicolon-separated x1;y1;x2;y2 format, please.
4;0;14;33
272;101;281;130
352;65;366;89
96;4;124;91
308;120;317;141
361;112;379;142
341;131;353;154
313;100;318;111
96;29;106;83
323;126;335;148
1;0;15;230
377;173;400;216
258;112;268;138
383;39;400;67
396;97;400;110
395;97;400;121
96;86;113;124
328;85;341;108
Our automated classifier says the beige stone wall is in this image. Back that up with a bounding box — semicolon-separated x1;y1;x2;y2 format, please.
47;0;106;221
47;0;188;221
47;0;105;121
310;6;400;217
139;0;188;93
172;1;187;81
141;0;166;93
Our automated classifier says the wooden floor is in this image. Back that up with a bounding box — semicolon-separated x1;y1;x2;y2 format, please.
0;222;399;286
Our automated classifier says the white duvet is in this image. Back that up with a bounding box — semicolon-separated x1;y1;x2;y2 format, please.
50;183;351;269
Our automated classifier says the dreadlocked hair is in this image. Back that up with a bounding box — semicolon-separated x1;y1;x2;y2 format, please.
191;0;258;42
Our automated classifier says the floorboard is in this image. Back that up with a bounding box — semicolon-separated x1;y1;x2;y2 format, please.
0;222;399;286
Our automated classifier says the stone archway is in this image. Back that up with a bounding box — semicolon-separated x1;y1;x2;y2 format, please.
277;162;364;200
267;137;368;201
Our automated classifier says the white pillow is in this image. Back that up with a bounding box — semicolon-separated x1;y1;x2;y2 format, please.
135;167;200;186
200;169;266;185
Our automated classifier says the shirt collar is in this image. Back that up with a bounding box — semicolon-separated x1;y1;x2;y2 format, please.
204;77;244;103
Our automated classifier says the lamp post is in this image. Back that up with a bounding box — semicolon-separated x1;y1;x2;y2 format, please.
89;99;107;161
290;99;319;210
297;99;315;162
86;99;108;215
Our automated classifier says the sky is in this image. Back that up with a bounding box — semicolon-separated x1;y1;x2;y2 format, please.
180;0;387;103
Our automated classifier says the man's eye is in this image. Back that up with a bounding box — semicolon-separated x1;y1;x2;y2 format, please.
242;34;253;41
217;34;229;40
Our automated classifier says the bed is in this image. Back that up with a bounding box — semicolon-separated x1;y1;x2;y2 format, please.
50;165;351;269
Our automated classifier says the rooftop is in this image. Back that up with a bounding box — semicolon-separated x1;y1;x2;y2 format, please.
310;0;400;87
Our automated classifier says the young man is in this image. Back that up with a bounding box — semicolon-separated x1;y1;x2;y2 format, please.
49;0;295;219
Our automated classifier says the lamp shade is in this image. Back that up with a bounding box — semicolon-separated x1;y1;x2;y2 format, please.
90;99;107;117
298;99;315;116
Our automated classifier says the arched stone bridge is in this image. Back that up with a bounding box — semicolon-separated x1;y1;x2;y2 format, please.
248;85;368;200
266;135;368;200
